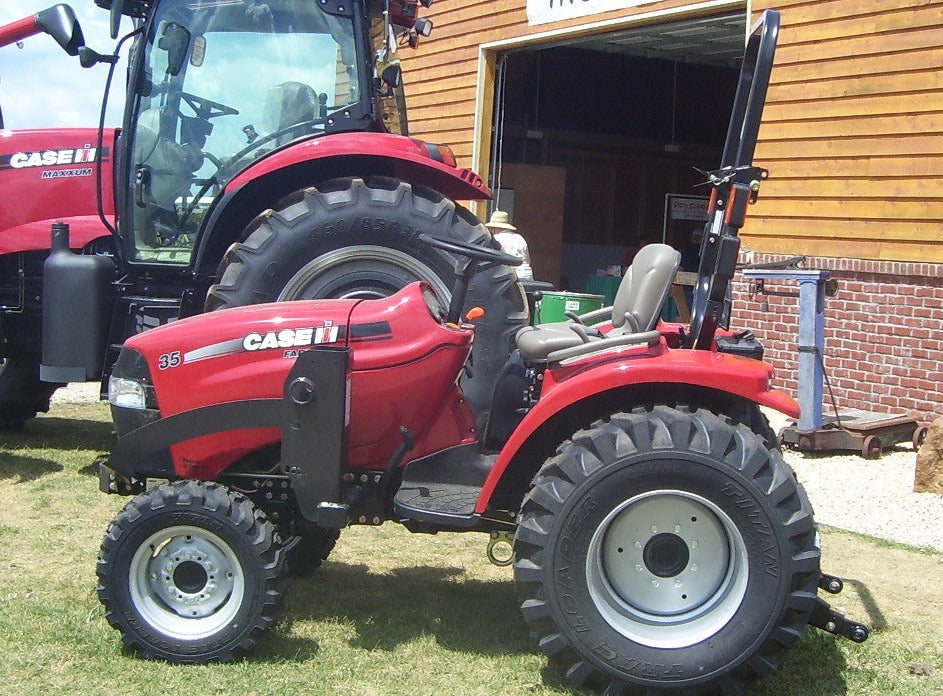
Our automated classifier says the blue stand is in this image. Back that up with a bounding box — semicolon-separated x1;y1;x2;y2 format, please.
741;268;921;458
741;269;829;431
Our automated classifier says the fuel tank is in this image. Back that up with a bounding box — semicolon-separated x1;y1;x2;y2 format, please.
0;127;117;253
123;283;477;476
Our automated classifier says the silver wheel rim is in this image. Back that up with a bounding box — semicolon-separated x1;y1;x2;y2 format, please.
586;489;749;649
277;245;451;301
129;525;245;641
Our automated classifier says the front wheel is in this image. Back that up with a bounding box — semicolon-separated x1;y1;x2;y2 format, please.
97;480;285;662
0;356;61;429
514;407;820;694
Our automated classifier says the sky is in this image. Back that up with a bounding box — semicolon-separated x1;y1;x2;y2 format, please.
0;1;127;128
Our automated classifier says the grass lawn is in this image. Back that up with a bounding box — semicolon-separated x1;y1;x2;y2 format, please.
0;401;940;695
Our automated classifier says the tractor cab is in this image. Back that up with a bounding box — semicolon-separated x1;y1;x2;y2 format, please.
121;0;370;262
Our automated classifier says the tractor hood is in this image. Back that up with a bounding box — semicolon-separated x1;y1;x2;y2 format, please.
0;127;117;253
112;282;476;478
117;281;471;421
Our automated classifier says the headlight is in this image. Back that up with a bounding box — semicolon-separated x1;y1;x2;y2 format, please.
109;377;147;410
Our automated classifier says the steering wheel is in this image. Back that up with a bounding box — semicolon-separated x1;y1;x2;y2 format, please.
180;91;239;120
418;233;522;267
419;233;522;324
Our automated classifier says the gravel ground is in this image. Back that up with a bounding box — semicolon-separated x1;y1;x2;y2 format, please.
50;384;943;552
764;408;943;553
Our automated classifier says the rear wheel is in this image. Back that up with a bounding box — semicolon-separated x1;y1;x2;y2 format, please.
97;480;285;662
205;177;527;422
514;406;820;694
0;356;61;429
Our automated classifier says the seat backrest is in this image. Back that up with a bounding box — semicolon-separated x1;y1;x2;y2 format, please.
261;81;319;142
611;243;681;333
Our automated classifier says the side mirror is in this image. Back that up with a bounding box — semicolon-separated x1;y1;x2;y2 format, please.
158;22;191;77
35;4;85;56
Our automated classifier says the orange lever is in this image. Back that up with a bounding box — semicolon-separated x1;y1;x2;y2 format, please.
465;306;486;321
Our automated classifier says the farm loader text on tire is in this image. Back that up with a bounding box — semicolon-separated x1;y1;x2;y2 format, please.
0;356;62;429
514;406;821;695
205;177;528;423
96;480;286;662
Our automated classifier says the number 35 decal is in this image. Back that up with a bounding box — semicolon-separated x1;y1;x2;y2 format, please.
157;351;181;370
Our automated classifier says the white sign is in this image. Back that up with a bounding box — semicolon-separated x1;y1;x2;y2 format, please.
669;195;710;221
527;0;660;26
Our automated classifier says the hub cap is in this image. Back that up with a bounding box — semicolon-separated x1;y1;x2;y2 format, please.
278;245;451;301
586;489;749;648
129;525;244;640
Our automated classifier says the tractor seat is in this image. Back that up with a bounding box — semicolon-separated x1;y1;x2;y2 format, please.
516;243;681;362
261;81;323;144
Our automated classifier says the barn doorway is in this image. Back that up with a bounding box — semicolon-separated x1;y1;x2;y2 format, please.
487;12;747;294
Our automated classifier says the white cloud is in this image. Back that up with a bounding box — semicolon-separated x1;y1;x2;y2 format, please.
0;1;127;128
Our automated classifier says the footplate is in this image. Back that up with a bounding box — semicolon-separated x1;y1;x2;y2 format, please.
809;574;870;643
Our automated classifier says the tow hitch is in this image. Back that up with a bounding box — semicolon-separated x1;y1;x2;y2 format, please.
809;572;870;643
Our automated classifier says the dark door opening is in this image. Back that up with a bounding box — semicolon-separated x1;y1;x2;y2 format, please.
490;13;745;293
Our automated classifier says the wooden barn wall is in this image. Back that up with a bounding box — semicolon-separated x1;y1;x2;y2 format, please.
750;0;943;262
398;0;738;176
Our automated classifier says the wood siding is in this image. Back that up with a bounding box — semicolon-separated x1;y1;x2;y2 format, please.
751;0;943;261
400;0;943;262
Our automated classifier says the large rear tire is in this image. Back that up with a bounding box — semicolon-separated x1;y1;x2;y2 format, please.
514;406;820;694
97;480;285;663
0;356;61;429
206;177;527;423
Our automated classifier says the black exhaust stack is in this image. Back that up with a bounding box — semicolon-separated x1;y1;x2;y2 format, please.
41;221;115;383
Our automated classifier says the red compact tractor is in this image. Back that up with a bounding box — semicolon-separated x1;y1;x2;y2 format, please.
96;11;868;695
0;0;523;430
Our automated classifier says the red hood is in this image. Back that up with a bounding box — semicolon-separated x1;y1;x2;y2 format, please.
0;127;117;252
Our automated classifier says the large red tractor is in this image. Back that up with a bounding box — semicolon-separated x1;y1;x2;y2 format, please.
97;12;869;694
0;0;525;428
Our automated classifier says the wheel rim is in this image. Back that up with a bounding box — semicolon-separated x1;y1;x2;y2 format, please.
129;525;245;641
277;245;451;301
585;489;749;649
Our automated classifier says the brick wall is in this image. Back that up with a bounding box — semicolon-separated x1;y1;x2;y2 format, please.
730;251;943;421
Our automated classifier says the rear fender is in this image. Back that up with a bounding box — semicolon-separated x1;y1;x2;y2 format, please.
192;132;490;274
474;347;799;514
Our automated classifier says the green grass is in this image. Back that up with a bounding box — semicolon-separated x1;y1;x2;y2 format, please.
0;401;940;695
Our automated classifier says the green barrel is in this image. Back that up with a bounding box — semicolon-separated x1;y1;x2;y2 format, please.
534;291;605;324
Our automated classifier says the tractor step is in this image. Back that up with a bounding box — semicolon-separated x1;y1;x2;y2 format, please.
392;444;494;529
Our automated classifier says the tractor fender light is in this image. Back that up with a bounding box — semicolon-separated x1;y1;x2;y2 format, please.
412;139;457;167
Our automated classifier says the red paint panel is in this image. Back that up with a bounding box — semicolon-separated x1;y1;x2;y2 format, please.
0;128;117;252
